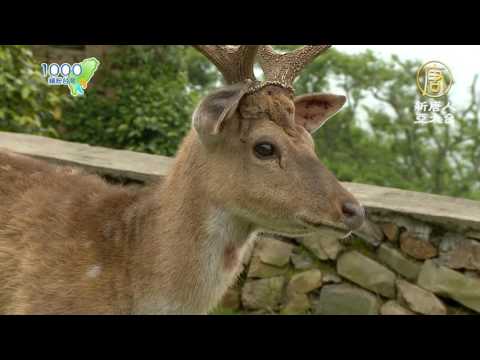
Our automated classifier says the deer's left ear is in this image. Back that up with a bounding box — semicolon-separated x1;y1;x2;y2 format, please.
294;93;347;134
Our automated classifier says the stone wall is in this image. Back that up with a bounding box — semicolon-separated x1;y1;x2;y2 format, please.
219;213;480;315
1;132;479;315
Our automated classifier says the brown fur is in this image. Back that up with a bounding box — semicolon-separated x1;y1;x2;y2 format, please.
0;86;362;314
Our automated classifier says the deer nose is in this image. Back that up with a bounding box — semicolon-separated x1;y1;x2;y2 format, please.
341;201;365;231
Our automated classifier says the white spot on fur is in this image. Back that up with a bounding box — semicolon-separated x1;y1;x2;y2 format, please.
55;166;78;175
0;165;11;171
86;265;102;278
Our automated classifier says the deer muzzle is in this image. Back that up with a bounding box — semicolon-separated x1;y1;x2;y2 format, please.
340;201;365;231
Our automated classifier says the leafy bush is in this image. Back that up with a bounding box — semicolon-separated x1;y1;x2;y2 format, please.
56;46;211;156
0;45;67;136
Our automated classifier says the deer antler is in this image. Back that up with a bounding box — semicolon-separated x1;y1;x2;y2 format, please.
254;45;331;92
193;45;259;84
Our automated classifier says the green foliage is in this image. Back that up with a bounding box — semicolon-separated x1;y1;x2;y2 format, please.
53;46;214;156
0;46;68;136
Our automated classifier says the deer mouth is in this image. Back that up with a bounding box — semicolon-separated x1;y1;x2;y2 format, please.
297;216;349;234
255;220;317;238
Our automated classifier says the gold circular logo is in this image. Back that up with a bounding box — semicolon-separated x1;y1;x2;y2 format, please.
416;61;454;98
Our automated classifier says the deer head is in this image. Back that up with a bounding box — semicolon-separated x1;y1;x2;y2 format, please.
192;45;364;236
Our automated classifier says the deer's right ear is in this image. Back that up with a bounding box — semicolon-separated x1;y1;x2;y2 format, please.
294;93;347;134
192;82;250;144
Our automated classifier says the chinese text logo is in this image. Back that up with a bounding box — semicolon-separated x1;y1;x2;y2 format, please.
414;100;455;125
414;60;455;125
41;57;100;97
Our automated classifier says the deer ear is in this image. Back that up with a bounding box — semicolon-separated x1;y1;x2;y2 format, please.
294;93;347;134
192;82;250;144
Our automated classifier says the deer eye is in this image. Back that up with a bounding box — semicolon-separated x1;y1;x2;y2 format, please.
253;142;276;159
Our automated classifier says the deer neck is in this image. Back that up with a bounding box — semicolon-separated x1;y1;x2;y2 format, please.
130;131;255;314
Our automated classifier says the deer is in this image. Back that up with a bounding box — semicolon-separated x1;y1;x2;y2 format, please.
0;45;365;314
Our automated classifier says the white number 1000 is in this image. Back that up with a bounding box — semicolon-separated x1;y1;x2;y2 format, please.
41;63;82;77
